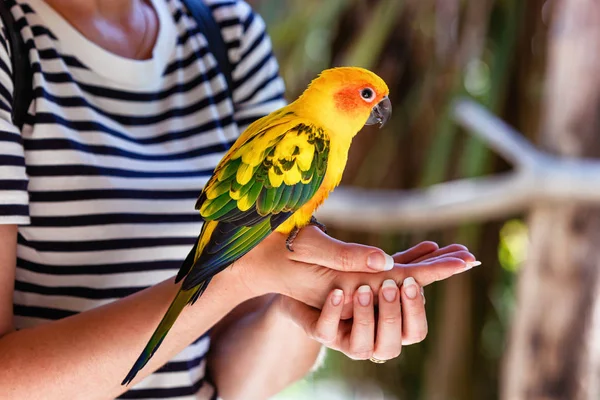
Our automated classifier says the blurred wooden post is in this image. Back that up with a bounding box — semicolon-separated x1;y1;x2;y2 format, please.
502;0;600;398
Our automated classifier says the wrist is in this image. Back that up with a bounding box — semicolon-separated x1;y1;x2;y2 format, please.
230;248;289;299
209;263;257;307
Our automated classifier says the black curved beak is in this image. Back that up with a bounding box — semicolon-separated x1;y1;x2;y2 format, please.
365;96;392;128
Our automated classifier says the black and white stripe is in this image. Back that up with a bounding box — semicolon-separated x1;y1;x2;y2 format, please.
0;0;285;398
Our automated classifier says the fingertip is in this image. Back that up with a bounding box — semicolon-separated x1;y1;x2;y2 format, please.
442;243;469;252
402;277;419;300
356;285;372;307
367;251;394;271
331;289;344;306
462;260;482;271
420;241;439;250
381;279;398;303
383;253;394;271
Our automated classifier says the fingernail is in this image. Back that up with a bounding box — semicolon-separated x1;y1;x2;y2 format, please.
367;252;394;271
462;260;482;271
331;289;343;306
403;277;418;299
382;279;397;302
357;285;372;306
420;286;426;305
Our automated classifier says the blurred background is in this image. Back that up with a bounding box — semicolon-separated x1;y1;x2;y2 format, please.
243;0;564;399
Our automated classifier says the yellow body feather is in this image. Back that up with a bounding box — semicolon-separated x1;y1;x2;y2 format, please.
203;67;389;236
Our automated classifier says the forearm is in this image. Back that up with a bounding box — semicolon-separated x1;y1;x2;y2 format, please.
208;295;322;400
0;269;250;399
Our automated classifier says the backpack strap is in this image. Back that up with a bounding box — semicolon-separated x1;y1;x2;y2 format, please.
181;0;234;101
0;2;32;130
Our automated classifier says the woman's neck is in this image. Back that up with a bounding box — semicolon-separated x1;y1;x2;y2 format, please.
42;0;159;60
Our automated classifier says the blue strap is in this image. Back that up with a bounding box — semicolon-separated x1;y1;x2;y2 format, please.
182;0;234;101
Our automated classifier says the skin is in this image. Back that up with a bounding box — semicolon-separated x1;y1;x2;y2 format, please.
0;2;480;399
44;0;159;60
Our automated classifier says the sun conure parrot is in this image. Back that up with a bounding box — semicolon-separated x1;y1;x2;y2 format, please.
122;66;391;385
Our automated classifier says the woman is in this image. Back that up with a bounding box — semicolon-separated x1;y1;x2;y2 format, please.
0;0;478;398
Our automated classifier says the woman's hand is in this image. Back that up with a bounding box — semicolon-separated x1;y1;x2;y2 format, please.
235;226;478;313
277;277;428;361
227;226;480;364
275;239;475;362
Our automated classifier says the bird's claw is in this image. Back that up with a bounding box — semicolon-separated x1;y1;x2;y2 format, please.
286;228;299;252
309;216;327;234
285;217;328;252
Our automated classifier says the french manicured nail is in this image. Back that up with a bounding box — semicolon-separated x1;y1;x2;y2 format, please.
357;285;372;306
367;252;394;271
382;279;397;303
403;277;418;299
331;289;343;306
462;261;482;271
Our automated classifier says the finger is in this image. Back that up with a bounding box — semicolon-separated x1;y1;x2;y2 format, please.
392;241;439;264
411;244;470;263
340;293;355;320
400;277;428;345
313;289;344;344
335;256;476;299
410;250;475;265
335;252;473;316
399;257;480;287
347;285;375;360
287;227;394;272
373;279;402;360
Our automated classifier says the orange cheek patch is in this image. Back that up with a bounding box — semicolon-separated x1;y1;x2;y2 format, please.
334;86;363;116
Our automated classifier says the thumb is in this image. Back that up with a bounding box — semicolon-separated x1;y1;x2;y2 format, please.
286;226;394;272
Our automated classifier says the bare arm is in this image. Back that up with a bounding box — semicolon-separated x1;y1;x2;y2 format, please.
0;225;16;337
0;225;253;399
208;295;322;400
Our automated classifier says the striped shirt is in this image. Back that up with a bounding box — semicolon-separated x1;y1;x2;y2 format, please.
0;0;285;398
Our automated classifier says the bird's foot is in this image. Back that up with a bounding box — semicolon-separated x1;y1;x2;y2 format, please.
309;216;327;234
285;217;328;252
286;227;300;252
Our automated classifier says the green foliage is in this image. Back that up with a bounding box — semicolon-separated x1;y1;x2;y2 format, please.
480;219;525;362
498;219;528;273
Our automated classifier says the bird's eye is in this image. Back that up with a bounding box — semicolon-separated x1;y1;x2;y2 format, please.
360;87;375;102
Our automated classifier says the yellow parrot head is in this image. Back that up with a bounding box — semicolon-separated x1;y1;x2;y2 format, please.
297;66;391;136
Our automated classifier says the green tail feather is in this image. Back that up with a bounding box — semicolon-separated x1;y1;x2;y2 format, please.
121;284;204;385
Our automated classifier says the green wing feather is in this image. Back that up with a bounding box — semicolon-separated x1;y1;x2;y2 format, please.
181;122;330;289
121;283;206;385
122;119;330;385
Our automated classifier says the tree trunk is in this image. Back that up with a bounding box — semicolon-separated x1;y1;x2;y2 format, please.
502;0;600;398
